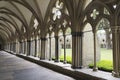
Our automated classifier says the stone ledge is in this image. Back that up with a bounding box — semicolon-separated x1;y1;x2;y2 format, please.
6;52;120;80
15;54;105;80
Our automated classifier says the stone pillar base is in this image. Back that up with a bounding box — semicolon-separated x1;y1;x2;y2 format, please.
112;71;120;78
63;61;67;64
49;58;52;61
40;58;45;60
71;66;82;69
93;67;98;71
54;59;60;62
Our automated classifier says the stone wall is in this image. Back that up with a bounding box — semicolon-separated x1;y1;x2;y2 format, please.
82;24;100;67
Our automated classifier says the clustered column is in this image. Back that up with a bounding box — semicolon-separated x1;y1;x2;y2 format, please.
54;36;59;62
34;38;37;57
27;39;31;56
49;37;52;61
71;32;83;68
38;38;41;58
63;35;67;64
112;26;120;77
40;38;46;60
92;29;98;71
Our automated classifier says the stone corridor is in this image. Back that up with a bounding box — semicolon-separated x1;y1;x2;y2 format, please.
0;51;75;80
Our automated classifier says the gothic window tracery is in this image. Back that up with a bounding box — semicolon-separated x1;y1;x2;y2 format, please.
34;19;38;29
90;9;99;20
104;8;110;15
52;0;63;21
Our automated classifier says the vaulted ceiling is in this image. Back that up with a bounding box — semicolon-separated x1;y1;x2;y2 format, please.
0;0;120;46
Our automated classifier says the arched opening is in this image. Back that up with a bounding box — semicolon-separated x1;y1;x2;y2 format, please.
82;23;100;67
21;39;24;54
63;27;72;63
51;32;55;60
58;29;64;62
46;33;50;60
58;27;72;64
36;36;39;57
95;18;113;72
30;37;35;56
37;30;41;58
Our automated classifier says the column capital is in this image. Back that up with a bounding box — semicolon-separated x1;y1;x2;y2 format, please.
55;36;59;39
49;37;51;39
63;35;66;37
112;71;120;77
71;32;83;37
27;40;31;42
111;26;120;31
111;27;120;34
41;38;47;41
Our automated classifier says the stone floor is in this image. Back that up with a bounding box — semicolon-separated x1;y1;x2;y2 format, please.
17;52;120;80
0;51;75;80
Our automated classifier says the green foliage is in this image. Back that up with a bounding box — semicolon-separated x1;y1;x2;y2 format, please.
59;48;113;72
59;49;72;63
59;55;72;64
100;48;113;61
89;60;113;72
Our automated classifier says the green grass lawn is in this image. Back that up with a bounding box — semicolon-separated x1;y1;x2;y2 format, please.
96;48;113;72
100;48;113;61
59;48;113;72
89;60;113;72
60;49;72;63
60;48;113;61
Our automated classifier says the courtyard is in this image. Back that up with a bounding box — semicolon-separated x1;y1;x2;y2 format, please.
60;48;113;72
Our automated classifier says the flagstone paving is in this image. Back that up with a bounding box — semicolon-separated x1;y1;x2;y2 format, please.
0;51;75;80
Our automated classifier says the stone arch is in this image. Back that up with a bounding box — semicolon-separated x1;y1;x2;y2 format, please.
51;32;55;57
115;2;120;25
83;1;112;31
82;23;100;67
0;8;28;33
85;0;112;15
0;0;43;24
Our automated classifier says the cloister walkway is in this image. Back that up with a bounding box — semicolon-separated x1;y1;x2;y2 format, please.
0;51;75;80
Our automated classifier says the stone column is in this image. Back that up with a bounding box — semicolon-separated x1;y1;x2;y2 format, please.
10;42;13;52
93;30;98;71
20;41;22;54
13;42;17;53
24;40;26;55
14;42;16;53
34;39;37;57
8;43;10;51
7;44;9;51
49;37;52;61
16;41;19;54
30;40;32;56
4;44;6;50
54;36;60;62
10;43;12;52
30;39;33;56
112;27;120;77
40;38;46;60
12;42;14;52
12;42;15;53
20;41;23;54
9;43;11;52
27;40;31;56
22;41;24;54
7;43;8;51
71;32;83;68
39;39;41;57
32;39;35;56
63;35;67;64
